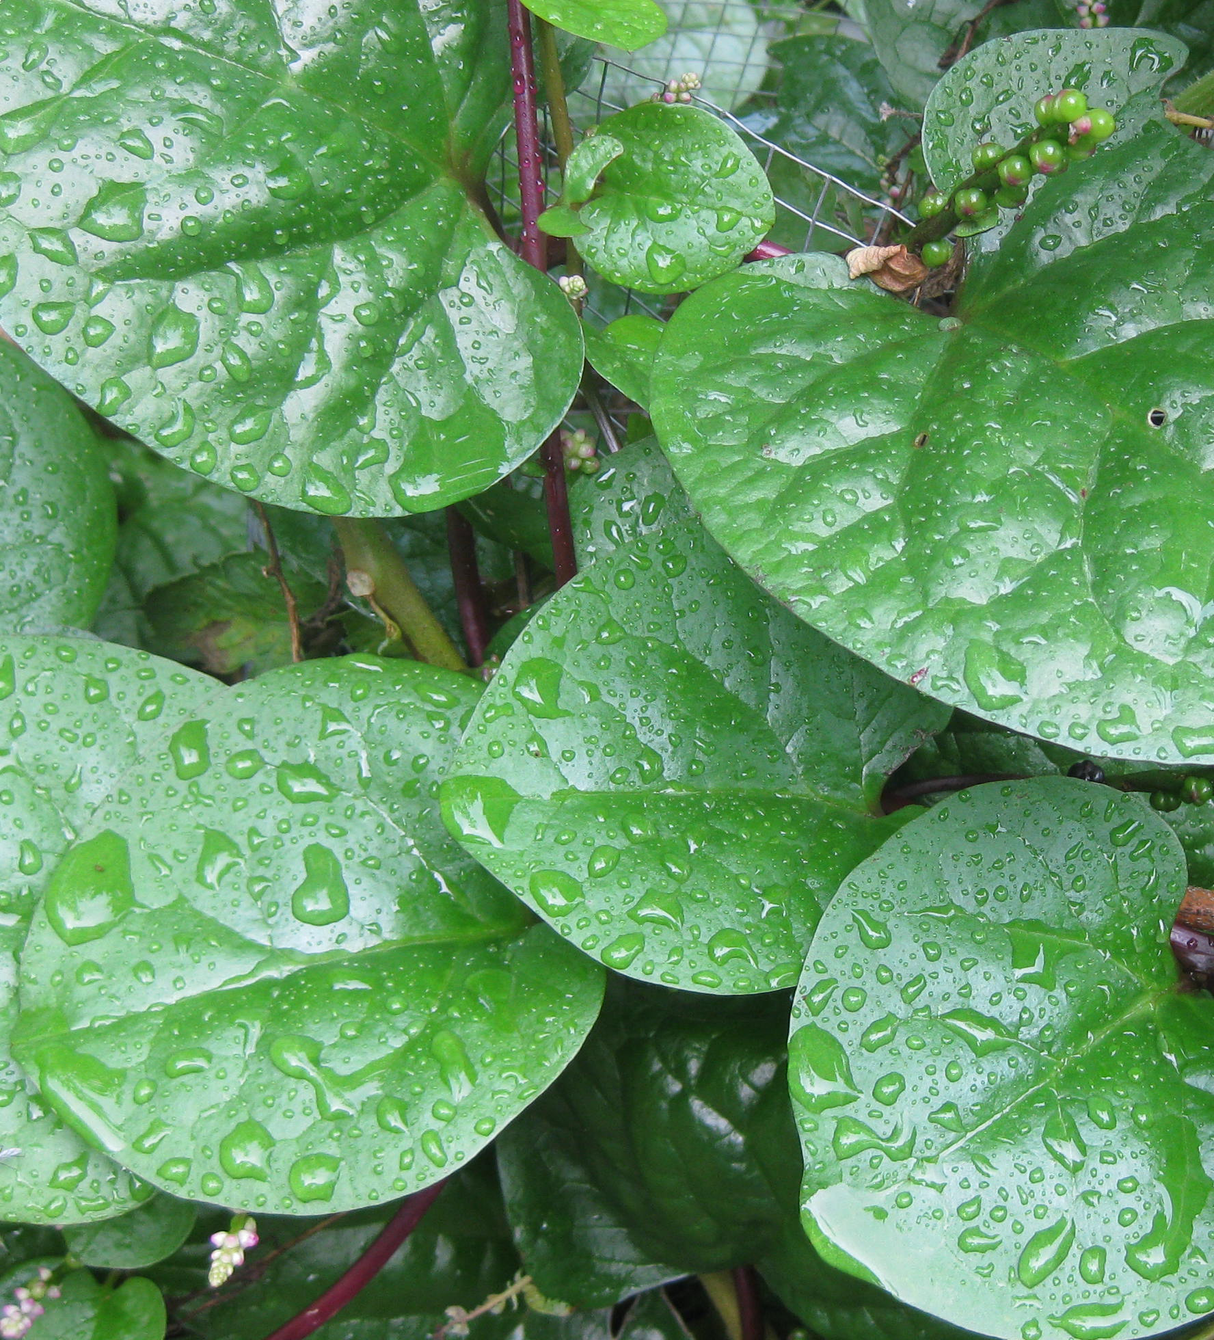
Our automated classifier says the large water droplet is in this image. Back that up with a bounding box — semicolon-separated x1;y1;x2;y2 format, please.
291;844;350;926
44;830;134;945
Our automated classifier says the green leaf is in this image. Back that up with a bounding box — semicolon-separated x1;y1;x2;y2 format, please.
499;980;797;1303
738;37;904;197
0;639;215;1224
568;437;695;567
13;645;604;1214
0;342;115;632
92;441;251;649
857;0;1062;107
500;977;973;1340
166;1157;523;1338
789;776;1214;1340
458;480;557;573
650;135;1214;766
582;316;664;410
522;0;666;48
141;551;330;677
1164;801;1214;886
0;0;583;517
24;1270;165;1340
542;106;774;295
62;1192;194;1269
442;519;946;994
922;28;1187;192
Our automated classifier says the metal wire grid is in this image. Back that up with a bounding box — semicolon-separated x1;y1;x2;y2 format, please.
485;2;912;327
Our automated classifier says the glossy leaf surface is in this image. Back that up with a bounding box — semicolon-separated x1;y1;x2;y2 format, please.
62;1191;194;1269
922;29;1187;191
522;0;666;49
442;518;945;993
14;649;603;1213
582;316;663;412
540;106;773;294
651;136;1214;765
569;436;694;567
0;638;211;1223
0;0;583;516
30;1271;165;1340
0;342;115;632
500;979;973;1340
790;777;1214;1340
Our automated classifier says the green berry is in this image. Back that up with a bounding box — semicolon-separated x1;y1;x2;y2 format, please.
971;141;1004;171
1085;107;1116;141
921;239;952;267
997;154;1032;187
1029;140;1067;175
1151;790;1183;812
954;187;988;217
919;190;949;219
1033;94;1055;125
994;182;1028;208
1053;88;1088;123
1182;776;1214;805
1067;135;1098;160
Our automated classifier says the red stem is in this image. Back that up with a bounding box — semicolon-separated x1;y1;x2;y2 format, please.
744;240;792;261
262;1182;446;1340
506;0;578;587
733;1267;764;1340
446;507;490;666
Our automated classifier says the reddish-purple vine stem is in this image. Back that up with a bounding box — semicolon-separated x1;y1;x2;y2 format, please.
262;1182;446;1340
732;1267;764;1340
744;240;791;262
446;507;490;667
506;0;578;587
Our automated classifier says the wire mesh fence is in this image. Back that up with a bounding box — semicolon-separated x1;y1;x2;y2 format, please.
486;0;913;330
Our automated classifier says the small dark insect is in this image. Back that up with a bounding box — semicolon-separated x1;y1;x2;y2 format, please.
1067;759;1105;784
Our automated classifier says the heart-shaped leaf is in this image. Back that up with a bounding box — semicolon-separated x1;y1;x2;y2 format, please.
582;316;663;411
12;642;603;1213
922;28;1187;192
0;342;115;633
441;517;946;994
651;128;1214;766
540;105;774;294
0;638;214;1224
522;0;667;48
62;1192;195;1270
569;436;694;566
0;0;583;516
789;776;1214;1340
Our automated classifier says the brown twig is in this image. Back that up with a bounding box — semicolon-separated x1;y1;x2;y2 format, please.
262;1182;447;1340
252;501;303;663
581;374;623;455
938;0;1018;68
446;507;491;666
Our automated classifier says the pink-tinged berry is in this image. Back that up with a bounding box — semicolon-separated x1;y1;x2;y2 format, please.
954;187;988;217
1085;107;1116;141
1029;139;1068;174
1034;93;1058;126
997;153;1032;187
1054;88;1088;122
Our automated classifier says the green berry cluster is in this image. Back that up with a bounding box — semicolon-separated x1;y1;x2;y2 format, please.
1151;776;1214;810
912;88;1118;269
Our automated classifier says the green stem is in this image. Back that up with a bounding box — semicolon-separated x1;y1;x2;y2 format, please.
332;518;470;676
1172;69;1214;117
700;1272;744;1340
536;18;582;279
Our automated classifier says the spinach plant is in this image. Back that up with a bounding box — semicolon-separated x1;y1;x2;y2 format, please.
0;1;1213;1338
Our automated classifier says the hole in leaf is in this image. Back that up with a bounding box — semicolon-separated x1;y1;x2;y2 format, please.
913;432;928;448
1147;407;1167;427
